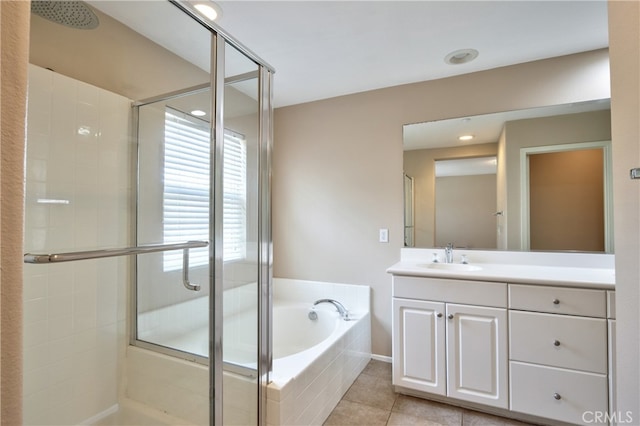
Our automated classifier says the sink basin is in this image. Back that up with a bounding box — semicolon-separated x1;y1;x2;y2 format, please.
421;263;483;272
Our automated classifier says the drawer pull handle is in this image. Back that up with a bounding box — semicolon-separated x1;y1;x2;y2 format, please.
553;393;562;400
448;314;454;320
437;313;443;318
552;298;560;305
553;340;561;347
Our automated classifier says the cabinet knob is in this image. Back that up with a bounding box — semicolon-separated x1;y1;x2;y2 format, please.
448;314;454;320
552;298;560;305
553;340;561;347
437;313;443;318
553;393;562;400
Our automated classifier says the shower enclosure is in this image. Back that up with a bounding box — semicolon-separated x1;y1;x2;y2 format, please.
23;1;273;424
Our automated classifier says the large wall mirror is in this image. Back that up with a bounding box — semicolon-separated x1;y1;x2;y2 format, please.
403;98;612;253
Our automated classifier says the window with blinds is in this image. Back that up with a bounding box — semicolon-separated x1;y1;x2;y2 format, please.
163;108;247;271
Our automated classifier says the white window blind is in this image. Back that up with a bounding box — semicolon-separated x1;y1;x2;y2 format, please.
163;108;247;271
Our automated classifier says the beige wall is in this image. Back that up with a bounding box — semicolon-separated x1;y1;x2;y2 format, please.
435;174;497;249
503;109;611;249
608;0;639;420
2;2;637;421
273;48;611;357
529;149;604;251
497;128;508;249
29;5;210;101
403;143;497;248
0;1;29;423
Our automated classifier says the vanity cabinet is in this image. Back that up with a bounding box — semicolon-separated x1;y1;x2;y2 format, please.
508;284;609;424
392;276;508;409
391;274;615;425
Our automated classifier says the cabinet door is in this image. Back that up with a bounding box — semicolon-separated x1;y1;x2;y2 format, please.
393;298;446;394
446;304;508;409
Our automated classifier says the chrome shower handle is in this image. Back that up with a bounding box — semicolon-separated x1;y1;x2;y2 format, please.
182;247;201;291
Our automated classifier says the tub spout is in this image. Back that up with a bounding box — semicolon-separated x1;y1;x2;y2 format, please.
313;299;350;321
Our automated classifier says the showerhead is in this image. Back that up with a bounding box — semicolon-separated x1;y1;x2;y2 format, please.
31;1;99;30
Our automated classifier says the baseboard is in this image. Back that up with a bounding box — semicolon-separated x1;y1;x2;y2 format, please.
371;354;392;363
80;404;119;425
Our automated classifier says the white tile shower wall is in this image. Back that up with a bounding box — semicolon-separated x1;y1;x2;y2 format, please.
125;347;209;425
23;65;131;425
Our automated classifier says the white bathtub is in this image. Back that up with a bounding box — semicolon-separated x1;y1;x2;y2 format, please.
126;278;371;425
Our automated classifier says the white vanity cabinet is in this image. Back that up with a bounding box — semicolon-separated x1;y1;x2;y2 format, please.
392;276;509;409
508;284;610;425
388;250;616;425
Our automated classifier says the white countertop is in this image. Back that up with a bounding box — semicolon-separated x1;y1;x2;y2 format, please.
388;249;616;289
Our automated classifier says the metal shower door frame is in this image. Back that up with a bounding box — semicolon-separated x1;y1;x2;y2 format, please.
165;2;274;425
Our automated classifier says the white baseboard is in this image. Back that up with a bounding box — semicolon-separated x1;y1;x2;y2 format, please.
80;404;119;425
371;354;392;363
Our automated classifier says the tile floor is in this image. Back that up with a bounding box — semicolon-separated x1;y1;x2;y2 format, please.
324;360;534;426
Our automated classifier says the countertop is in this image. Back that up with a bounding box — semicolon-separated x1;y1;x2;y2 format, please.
387;261;615;290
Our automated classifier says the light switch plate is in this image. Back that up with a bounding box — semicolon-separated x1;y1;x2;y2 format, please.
379;228;389;243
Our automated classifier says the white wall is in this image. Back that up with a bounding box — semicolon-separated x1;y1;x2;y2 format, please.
23;65;130;425
608;0;640;421
273;49;611;357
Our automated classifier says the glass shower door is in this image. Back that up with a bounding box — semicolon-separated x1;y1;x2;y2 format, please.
135;85;213;361
220;41;262;425
134;34;272;425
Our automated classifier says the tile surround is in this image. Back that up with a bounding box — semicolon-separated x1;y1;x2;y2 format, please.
23;64;131;425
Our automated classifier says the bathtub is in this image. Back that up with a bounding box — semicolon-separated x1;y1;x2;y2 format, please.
125;278;371;425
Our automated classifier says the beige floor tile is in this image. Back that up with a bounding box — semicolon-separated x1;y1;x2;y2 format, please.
387;411;452;426
361;359;393;381
343;371;398;411
325;361;536;426
323;400;391;426
462;410;535;426
392;395;462;425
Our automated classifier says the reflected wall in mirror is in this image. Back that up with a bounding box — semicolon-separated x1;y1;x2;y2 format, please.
435;156;497;249
403;99;613;252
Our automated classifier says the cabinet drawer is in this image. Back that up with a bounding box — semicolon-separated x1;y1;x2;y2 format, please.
509;284;606;317
510;361;608;425
393;276;507;307
510;311;607;373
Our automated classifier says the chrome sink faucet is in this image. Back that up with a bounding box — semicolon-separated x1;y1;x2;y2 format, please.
313;299;350;320
444;243;454;263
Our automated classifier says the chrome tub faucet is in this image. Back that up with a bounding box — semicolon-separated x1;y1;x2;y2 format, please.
312;299;350;320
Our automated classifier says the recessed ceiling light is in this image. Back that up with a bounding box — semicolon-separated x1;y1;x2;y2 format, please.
191;110;207;117
458;135;474;141
445;49;479;65
194;2;221;21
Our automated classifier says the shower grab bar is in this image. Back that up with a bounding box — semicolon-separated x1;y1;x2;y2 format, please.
23;240;209;264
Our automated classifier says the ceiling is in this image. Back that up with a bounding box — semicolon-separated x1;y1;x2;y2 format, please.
404;98;612;151
88;0;610;109
213;0;609;108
